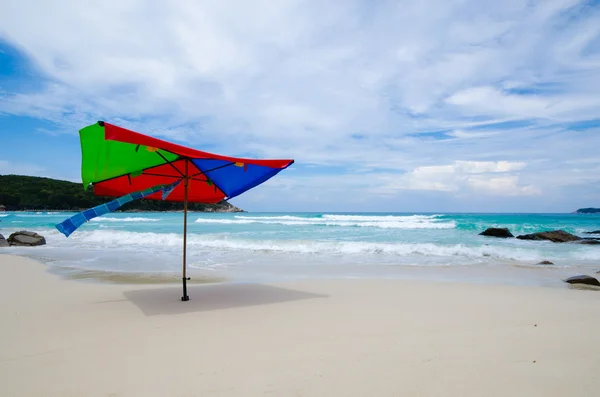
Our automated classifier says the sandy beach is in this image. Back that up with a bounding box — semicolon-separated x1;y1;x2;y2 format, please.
1;254;599;396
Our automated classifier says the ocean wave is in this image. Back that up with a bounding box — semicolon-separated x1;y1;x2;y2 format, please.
47;229;600;262
90;217;161;222
321;214;443;221
235;214;442;222
13;213;75;217
234;215;314;221
196;215;455;229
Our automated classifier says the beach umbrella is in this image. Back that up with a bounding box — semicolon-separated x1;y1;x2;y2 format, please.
56;121;294;301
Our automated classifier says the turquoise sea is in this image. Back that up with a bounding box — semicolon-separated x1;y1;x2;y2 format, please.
1;211;599;287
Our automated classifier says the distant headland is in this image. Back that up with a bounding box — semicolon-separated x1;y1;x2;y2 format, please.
0;174;244;213
574;208;600;214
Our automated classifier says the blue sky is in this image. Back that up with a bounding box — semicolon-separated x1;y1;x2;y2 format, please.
1;0;600;212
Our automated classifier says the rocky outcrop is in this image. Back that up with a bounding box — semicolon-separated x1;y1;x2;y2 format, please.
201;204;244;213
7;231;46;246
479;227;514;238
537;260;554;265
579;239;600;245
584;230;600;234
0;233;8;247
564;275;600;287
516;230;581;243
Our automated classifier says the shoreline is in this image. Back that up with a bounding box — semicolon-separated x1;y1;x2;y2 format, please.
3;251;600;291
1;254;599;396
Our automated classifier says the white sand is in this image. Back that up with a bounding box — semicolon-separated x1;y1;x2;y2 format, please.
1;254;599;396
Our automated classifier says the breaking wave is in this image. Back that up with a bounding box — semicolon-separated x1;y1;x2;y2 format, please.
91;217;161;222
40;229;600;262
195;214;456;229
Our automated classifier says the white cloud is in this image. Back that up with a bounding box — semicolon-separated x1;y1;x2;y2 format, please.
409;161;527;180
390;161;538;196
447;129;501;139
454;161;527;174
445;85;600;121
446;86;551;118
466;176;541;196
0;0;599;210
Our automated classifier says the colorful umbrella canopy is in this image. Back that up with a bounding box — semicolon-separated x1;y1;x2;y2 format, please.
81;121;293;203
62;121;294;301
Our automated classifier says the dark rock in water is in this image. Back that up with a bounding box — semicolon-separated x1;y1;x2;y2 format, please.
583;230;600;234
537;260;554;265
564;275;600;287
516;230;581;243
479;227;514;238
0;233;8;247
579;239;600;245
7;231;46;247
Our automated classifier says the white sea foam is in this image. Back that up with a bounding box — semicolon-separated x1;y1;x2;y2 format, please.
14;213;74;217
321;214;443;221
43;229;600;262
197;214;456;229
234;215;312;221
90;217;161;222
236;214;442;222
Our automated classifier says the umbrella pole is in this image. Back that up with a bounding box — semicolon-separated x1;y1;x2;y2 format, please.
181;160;190;301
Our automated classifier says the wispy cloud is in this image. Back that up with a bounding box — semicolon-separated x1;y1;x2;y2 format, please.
1;0;599;211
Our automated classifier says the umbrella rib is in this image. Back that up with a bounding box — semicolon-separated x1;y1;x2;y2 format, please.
156;152;185;177
143;172;208;183
191;162;236;177
142;172;183;179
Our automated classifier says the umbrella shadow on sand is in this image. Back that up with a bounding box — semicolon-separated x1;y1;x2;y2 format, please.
123;283;328;316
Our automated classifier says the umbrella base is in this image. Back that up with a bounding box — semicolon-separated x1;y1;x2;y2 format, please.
181;277;190;301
